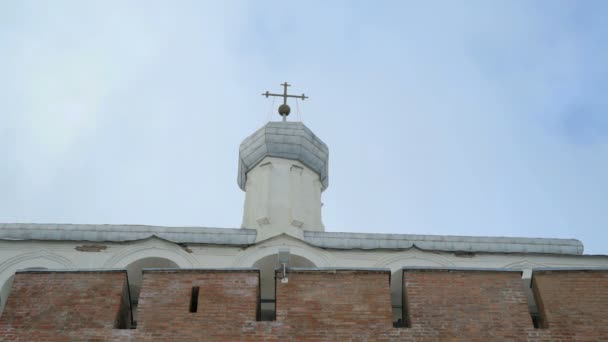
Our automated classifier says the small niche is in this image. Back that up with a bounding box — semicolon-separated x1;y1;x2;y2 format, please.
392;270;410;328
115;281;133;329
189;286;200;313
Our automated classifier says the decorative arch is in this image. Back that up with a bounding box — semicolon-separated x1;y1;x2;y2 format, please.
0;249;76;274
232;235;334;268
0;250;76;292
102;238;197;269
373;250;456;270
502;259;549;270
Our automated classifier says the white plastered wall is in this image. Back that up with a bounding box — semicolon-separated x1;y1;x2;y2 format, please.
242;157;324;241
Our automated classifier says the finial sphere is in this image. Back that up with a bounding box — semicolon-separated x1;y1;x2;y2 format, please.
278;104;291;116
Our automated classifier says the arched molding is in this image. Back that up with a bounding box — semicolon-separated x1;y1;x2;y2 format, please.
502;259;548;270
374;250;456;271
103;238;197;269
232;235;334;267
0;249;76;278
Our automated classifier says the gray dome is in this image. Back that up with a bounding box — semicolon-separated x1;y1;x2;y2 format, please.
238;121;329;191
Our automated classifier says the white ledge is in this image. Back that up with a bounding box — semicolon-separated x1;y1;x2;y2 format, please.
0;223;587;255
303;231;584;255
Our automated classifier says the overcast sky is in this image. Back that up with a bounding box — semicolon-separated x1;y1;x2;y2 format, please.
1;1;607;254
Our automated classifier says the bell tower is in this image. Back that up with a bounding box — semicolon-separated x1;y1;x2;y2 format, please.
238;83;329;241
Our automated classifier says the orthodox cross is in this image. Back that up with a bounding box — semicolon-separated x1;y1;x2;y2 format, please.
262;82;308;121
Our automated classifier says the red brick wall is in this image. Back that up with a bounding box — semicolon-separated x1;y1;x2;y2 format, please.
0;270;130;340
136;269;395;341
401;269;535;340
2;267;608;341
274;269;394;340
532;269;608;340
136;269;260;335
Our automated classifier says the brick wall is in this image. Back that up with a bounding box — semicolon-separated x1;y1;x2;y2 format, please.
136;269;260;336
274;269;394;340
0;270;131;341
531;269;608;340
2;267;608;341
401;268;535;340
136;268;395;341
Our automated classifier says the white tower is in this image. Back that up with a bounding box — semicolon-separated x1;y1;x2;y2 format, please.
238;83;329;242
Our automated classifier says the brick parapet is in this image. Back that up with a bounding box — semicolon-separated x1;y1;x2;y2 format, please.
136;268;260;333
531;268;608;340
401;268;534;340
2;267;608;341
0;270;131;335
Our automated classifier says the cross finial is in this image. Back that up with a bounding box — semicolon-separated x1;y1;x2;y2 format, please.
262;82;308;122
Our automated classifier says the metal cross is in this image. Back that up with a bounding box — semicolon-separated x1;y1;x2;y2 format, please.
262;82;308;121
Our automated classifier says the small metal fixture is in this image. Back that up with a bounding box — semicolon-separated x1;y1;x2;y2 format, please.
262;82;308;122
278;247;290;283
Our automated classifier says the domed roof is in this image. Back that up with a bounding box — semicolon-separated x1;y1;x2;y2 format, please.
238;121;329;191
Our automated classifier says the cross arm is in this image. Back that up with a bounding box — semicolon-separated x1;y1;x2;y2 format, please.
262;91;309;100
